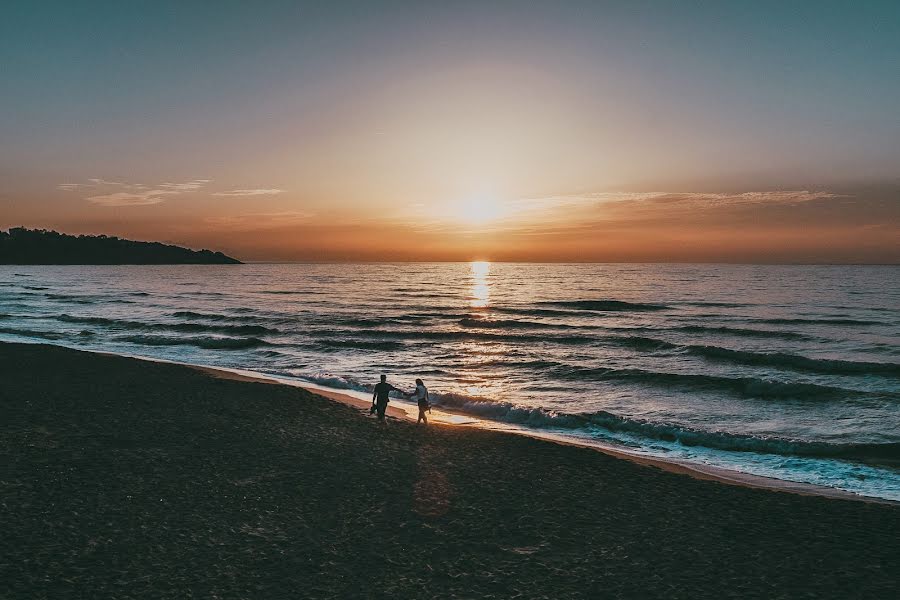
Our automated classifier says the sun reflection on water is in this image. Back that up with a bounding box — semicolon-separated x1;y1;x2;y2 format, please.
470;261;490;308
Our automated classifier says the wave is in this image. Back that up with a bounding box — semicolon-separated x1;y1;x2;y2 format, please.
316;327;598;346
596;334;900;377
57;314;278;335
540;299;670;312
682;301;748;308
0;325;66;340
674;325;811;340
584;411;900;465
759;317;881;326
604;335;678;352
458;317;567;330
486;306;583;318
685;345;900;377
317;339;406;351
44;293;96;304
463;358;568;371
301;373;370;392
168;322;276;335
549;366;863;400
420;392;900;465
171;310;264;323
259;290;304;295
333;316;432;328
115;334;271;350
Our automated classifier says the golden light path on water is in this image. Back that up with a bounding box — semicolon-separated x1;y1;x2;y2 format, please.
470;260;490;308
463;260;497;398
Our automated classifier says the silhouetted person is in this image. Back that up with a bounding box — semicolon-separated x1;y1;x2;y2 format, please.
412;378;430;425
372;374;400;422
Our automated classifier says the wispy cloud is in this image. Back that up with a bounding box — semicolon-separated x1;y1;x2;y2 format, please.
159;179;211;191
86;190;181;207
513;190;842;214
211;188;285;197
58;178;212;207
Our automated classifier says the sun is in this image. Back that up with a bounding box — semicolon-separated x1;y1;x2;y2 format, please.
458;194;504;227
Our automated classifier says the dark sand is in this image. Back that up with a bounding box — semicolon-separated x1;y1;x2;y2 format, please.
2;343;898;599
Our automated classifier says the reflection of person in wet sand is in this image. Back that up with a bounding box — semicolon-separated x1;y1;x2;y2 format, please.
410;378;430;425
371;374;400;423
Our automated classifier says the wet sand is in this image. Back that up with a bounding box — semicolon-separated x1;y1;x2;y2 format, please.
2;342;898;599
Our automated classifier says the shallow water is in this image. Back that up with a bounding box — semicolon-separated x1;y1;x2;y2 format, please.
1;263;898;499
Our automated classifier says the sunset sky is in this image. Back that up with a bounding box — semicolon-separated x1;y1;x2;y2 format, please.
2;1;898;262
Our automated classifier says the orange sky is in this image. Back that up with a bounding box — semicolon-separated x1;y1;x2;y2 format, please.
6;186;897;263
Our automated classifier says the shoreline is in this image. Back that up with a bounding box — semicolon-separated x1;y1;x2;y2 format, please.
86;344;888;504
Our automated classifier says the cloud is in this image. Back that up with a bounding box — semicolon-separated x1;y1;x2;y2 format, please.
515;190;841;213
58;178;289;205
59;177;212;207
211;188;286;197
87;190;181;207
159;179;211;191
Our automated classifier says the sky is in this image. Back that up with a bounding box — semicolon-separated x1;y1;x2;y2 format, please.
1;0;898;262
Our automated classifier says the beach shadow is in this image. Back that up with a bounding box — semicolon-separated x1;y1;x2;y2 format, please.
413;450;453;518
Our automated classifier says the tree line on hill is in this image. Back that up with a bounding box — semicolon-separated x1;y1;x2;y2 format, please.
0;228;241;264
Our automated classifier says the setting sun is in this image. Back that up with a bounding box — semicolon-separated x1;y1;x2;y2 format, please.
458;194;505;227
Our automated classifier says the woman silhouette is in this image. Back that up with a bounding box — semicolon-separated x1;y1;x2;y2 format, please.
412;378;430;425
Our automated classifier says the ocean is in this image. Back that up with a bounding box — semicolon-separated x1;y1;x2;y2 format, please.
1;263;898;500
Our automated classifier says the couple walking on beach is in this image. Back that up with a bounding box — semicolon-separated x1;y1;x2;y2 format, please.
371;374;431;425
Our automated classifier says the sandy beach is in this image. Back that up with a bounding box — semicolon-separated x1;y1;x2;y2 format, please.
2;341;898;599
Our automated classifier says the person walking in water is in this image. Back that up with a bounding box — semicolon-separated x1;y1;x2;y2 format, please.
412;378;430;425
372;374;400;423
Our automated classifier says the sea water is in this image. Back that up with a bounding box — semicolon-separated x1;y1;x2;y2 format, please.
1;263;898;500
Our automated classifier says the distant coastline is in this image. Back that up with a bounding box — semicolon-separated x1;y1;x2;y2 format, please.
0;228;241;265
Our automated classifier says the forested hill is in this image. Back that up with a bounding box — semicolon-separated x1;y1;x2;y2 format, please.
0;228;241;264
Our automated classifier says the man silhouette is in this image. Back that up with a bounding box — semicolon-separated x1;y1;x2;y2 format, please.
371;374;400;422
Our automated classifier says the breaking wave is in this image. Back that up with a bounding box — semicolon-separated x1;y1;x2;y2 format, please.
424;393;900;465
